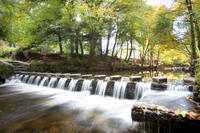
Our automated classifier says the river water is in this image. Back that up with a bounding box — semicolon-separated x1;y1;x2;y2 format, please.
0;75;196;133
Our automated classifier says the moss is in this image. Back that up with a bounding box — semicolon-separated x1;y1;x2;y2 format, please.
27;60;49;72
194;62;200;101
0;61;14;78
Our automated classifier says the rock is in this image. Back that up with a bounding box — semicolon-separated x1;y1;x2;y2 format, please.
129;76;142;82
0;61;14;80
0;76;5;84
110;75;122;81
125;82;136;99
105;81;114;96
152;77;167;84
184;77;195;85
131;102;200;133
76;79;84;91
69;73;81;79
151;82;167;90
91;80;98;94
94;75;106;80
82;74;93;79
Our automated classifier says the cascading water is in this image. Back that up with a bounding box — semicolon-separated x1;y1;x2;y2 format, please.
67;79;78;91
39;77;48;86
81;80;92;91
134;82;151;100
56;78;67;89
167;84;189;91
19;75;24;80
113;81;127;99
22;75;30;83
47;77;58;88
33;76;42;85
95;80;107;96
27;75;36;84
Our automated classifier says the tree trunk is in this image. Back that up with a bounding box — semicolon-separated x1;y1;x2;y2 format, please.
186;0;197;74
194;20;200;50
125;40;129;61
128;40;133;61
99;37;103;56
79;40;84;56
70;40;74;56
112;31;118;57
105;31;111;56
58;31;63;54
75;39;79;55
89;33;98;56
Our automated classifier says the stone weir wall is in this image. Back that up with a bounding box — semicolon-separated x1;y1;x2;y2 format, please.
15;72;194;100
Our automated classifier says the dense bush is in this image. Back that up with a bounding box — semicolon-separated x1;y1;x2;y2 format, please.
194;62;200;101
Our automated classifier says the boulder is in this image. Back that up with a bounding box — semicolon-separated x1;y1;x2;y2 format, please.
151;82;167;90
0;61;14;83
184;77;195;85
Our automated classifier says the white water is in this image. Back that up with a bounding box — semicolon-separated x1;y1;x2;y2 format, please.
167;84;189;91
67;79;78;91
95;80;107;96
47;77;58;88
81;80;92;91
39;77;48;86
113;81;127;99
33;76;41;85
134;82;151;100
22;75;29;83
27;75;36;84
56;78;68;89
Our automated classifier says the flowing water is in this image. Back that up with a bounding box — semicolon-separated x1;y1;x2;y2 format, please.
0;74;197;133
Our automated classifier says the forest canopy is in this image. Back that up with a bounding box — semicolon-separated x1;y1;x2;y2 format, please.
0;0;200;67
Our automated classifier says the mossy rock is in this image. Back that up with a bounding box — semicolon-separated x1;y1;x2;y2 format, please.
0;61;14;79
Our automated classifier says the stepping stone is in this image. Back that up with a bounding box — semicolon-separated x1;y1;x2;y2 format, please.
152;77;167;84
94;75;106;80
82;74;93;79
183;77;195;85
129;76;142;82
69;73;81;79
110;75;122;81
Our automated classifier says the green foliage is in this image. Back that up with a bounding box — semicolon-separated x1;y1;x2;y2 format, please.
27;60;49;72
176;109;189;117
194;62;200;100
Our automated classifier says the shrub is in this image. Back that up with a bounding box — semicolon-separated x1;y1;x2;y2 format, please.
27;60;49;72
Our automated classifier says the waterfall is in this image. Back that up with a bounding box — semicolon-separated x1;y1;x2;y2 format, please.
47;77;58;88
22;75;30;83
19;75;24;80
167;84;189;91
113;81;127;99
39;77;48;86
33;76;42;85
27;75;36;84
95;80;107;96
56;78;67;89
134;82;151;100
81;80;92;91
67;79;78;91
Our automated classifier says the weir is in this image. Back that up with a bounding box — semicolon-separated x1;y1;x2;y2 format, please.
13;72;193;100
